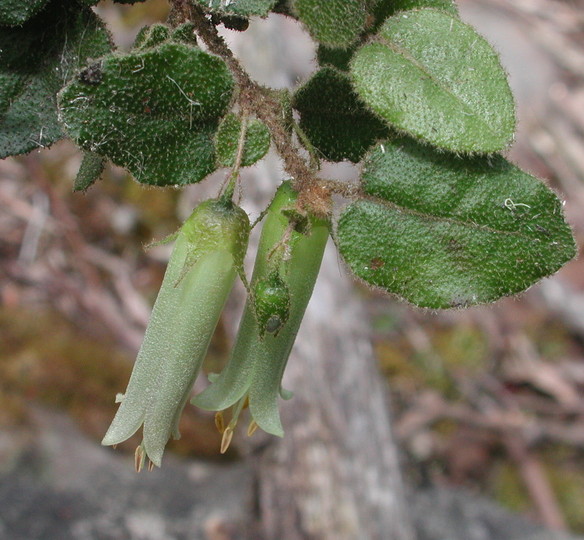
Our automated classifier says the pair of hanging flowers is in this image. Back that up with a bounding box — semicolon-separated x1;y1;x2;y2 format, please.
102;182;329;470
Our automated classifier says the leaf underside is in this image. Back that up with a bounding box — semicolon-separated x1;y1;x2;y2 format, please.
0;0;112;158
335;138;576;309
350;9;516;154
59;42;234;187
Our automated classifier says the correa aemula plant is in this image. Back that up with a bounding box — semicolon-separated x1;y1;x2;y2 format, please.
0;0;577;469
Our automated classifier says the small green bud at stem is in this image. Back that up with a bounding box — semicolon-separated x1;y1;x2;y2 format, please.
253;273;291;337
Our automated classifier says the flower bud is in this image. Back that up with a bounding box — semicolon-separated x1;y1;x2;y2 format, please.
102;199;249;468
253;272;291;337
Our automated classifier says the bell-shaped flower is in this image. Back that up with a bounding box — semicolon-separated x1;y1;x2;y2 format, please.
102;199;249;468
191;182;329;452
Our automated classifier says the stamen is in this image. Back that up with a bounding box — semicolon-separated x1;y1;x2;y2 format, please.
215;411;225;434
134;444;146;473
247;420;258;437
220;426;234;454
228;395;247;429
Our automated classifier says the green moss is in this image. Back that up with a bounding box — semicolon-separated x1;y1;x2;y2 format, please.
0;306;227;457
491;461;531;513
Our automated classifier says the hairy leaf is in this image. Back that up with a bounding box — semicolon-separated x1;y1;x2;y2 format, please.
0;0;49;26
292;0;367;48
197;0;277;17
316;0;458;71
74;152;105;192
351;9;515;153
375;0;457;20
335;139;576;309
134;23;172;49
215;113;271;168
293;68;389;163
0;1;112;159
59;42;234;186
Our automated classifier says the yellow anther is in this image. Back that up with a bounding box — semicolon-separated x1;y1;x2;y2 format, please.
134;444;145;473
220;426;234;454
215;411;225;434
247;420;258;437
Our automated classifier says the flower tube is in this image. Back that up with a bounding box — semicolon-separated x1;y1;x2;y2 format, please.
192;182;329;448
102;199;249;468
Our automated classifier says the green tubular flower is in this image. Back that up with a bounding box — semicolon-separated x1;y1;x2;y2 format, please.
191;182;329;447
102;199;249;468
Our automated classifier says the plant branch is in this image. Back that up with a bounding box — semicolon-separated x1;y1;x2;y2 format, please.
186;3;331;214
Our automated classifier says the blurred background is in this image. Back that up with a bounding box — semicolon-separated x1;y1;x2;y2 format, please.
1;0;584;539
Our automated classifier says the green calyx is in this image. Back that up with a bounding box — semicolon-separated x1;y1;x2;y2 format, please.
180;199;251;271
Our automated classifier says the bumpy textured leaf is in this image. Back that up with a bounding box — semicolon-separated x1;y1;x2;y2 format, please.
293;68;389;162
375;0;457;20
335;138;576;309
197;0;276;17
293;0;367;48
74;152;105;192
134;23;172;49
351;9;515;153
316;0;458;71
0;1;112;158
59;42;234;186
0;0;49;25
215;113;271;167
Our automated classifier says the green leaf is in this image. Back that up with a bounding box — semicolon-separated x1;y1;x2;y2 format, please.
74;152;105;192
293;67;389;163
215;113;270;168
375;0;457;21
335;138;576;309
197;0;277;17
316;0;458;71
134;23;172;49
0;1;112;159
292;0;367;48
172;22;198;46
0;0;49;26
316;45;355;71
350;9;515;154
59;42;235;187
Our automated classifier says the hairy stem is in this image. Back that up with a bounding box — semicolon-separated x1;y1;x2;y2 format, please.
187;3;329;211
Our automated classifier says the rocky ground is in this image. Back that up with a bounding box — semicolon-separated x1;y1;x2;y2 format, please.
0;408;581;540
